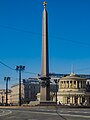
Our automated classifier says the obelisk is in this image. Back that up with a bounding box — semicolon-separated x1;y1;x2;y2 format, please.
40;1;50;101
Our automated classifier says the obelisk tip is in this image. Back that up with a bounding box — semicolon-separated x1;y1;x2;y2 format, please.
43;1;47;8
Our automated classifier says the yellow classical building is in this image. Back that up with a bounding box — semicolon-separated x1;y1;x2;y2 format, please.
57;73;90;106
0;89;11;104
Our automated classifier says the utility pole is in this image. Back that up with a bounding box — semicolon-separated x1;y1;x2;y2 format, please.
4;77;10;106
54;79;59;104
16;65;25;106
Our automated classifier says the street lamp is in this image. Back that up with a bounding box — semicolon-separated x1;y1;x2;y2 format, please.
4;77;10;106
54;79;59;104
16;65;25;106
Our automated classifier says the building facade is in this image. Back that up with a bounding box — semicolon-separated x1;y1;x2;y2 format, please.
0;89;11;105
11;78;40;105
11;83;24;105
23;78;40;103
57;73;90;106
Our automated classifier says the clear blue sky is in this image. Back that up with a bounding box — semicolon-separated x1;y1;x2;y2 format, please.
0;0;90;88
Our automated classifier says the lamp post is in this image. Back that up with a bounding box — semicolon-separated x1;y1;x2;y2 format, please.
54;79;59;104
4;77;10;106
16;65;25;106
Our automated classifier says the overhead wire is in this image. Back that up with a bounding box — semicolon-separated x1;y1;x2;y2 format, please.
23;71;38;75
0;60;90;75
0;25;41;36
0;61;15;71
0;23;90;76
0;24;90;47
0;60;39;75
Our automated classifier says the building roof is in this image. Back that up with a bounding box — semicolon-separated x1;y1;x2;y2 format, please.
60;72;87;81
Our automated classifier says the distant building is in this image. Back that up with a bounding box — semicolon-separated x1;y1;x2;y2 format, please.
49;73;90;79
0;89;11;105
57;73;90;106
11;78;40;105
11;73;90;106
11;83;24;105
86;79;90;92
23;78;40;103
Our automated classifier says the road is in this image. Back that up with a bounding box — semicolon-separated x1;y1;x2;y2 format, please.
0;107;90;120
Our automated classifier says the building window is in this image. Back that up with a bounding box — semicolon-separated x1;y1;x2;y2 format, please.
67;97;70;104
75;96;78;104
70;81;72;88
74;81;76;84
89;98;90;103
82;97;85;103
60;81;63;88
74;81;76;88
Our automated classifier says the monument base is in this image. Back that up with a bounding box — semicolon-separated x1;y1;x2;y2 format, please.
39;101;56;106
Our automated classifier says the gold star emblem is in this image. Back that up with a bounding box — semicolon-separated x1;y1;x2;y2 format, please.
43;1;47;8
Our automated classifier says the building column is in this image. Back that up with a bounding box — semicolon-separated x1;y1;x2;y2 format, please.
70;96;73;104
69;81;70;88
73;97;75;104
66;82;67;88
70;96;72;104
72;81;74;88
76;81;77;88
79;81;81;88
78;97;80;105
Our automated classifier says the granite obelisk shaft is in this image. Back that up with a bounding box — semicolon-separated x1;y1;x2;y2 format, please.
42;3;49;76
40;2;50;101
